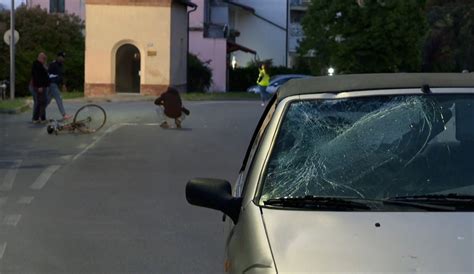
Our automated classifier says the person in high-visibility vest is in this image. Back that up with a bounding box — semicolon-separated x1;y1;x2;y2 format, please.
256;63;271;106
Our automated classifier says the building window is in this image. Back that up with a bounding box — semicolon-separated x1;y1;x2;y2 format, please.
50;0;65;13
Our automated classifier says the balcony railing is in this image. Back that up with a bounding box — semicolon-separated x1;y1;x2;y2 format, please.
290;23;304;37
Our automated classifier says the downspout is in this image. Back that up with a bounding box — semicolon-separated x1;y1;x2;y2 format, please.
187;4;198;92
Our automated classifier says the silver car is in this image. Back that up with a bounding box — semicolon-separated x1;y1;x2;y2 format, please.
187;73;474;274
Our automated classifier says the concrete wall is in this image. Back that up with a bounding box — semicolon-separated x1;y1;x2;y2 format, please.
189;31;227;92
28;0;86;19
27;0;49;10
170;3;187;90
232;0;287;67
66;0;86;20
85;4;172;96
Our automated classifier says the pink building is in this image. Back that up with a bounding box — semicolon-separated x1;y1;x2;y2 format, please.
26;0;85;20
189;0;228;92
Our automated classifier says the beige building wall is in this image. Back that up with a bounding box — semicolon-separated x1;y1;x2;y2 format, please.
84;2;173;96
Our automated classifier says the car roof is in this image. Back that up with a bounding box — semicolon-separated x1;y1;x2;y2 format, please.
277;73;474;101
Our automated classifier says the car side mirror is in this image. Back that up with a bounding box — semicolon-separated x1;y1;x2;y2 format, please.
186;178;242;224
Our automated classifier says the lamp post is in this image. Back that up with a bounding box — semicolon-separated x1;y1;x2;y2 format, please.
9;0;15;99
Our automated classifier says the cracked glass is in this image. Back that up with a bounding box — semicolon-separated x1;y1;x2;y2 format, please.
260;94;474;202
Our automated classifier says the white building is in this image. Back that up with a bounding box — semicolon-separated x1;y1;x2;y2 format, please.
288;0;310;67
228;0;288;67
191;0;308;91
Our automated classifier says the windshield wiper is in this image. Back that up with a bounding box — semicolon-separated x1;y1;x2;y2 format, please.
263;196;371;211
387;193;474;210
263;196;456;211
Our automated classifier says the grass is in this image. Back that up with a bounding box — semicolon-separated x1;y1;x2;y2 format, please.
0;98;28;112
62;91;84;99
182;92;259;101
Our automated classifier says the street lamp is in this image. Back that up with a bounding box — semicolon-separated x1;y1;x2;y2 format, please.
328;67;335;76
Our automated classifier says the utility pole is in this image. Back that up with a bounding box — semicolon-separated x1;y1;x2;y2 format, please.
10;0;15;99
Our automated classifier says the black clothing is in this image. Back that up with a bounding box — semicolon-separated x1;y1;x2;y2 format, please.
48;60;64;85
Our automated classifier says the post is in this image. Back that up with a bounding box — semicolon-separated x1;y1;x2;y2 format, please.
9;0;15;99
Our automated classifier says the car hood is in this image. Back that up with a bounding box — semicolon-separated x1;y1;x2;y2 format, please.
262;209;474;273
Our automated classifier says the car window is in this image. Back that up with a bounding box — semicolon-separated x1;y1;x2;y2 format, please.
260;94;474;204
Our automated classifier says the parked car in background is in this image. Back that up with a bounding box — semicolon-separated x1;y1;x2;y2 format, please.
247;74;310;94
187;73;474;274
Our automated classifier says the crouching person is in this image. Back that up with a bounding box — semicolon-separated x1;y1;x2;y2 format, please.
154;87;190;129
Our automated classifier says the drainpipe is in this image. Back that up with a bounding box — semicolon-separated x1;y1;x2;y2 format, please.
187;4;198;93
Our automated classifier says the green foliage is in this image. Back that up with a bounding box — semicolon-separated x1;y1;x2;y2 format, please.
229;64;311;92
0;6;84;97
187;53;212;93
423;0;474;72
300;0;428;75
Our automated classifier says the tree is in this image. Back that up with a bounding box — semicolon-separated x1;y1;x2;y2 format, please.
188;53;212;92
423;0;474;72
0;6;84;96
300;0;428;75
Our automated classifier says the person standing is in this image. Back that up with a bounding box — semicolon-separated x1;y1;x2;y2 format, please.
48;52;72;119
154;87;190;129
256;63;271;106
31;52;50;124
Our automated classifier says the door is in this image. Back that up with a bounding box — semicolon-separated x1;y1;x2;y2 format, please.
115;44;140;93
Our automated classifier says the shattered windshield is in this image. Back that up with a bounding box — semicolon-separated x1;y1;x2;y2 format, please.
260;94;474;203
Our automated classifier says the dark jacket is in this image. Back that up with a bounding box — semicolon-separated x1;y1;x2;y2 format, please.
154;88;183;118
31;60;49;89
48;60;64;85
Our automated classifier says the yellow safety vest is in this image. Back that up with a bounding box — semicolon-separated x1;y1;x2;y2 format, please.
257;68;270;87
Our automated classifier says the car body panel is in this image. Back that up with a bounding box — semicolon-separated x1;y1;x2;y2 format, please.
226;201;276;273
262;209;474;274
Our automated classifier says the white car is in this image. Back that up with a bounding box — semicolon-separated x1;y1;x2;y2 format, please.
247;74;310;94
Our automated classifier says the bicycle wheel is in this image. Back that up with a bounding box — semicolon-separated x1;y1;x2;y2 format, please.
73;104;107;133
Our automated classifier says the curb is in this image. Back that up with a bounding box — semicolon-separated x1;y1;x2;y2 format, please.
0;103;30;114
64;97;156;103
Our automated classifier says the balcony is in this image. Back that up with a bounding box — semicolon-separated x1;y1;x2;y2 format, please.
290;0;311;11
289;23;305;53
289;23;304;37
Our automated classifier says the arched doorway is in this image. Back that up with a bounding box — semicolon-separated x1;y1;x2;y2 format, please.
115;44;140;93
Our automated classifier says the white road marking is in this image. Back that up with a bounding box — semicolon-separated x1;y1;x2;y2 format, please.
77;143;88;149
30;165;61;190
72;123;124;161
60;155;73;161
0;242;6;259
0;160;22;191
72;122;172;162
17;196;34;204
0;197;7;207
2;214;21;226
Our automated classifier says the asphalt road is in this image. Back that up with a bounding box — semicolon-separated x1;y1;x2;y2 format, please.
0;100;263;273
